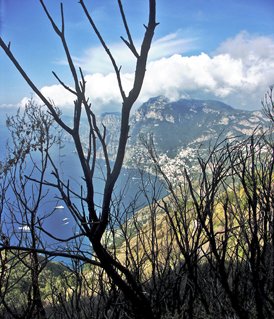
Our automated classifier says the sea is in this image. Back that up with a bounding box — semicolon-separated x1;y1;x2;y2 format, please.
0;108;166;262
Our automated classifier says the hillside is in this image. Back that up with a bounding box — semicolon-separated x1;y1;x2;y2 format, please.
97;97;268;182
130;96;264;155
0;97;273;318
2;97;266;165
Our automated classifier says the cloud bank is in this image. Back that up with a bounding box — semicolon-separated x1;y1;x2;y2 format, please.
20;31;274;112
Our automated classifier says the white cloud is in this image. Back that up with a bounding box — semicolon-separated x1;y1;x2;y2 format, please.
19;32;274;112
83;73;129;112
139;32;274;108
141;53;245;101
149;31;198;60
72;30;198;74
216;31;274;63
40;85;76;107
0;103;19;109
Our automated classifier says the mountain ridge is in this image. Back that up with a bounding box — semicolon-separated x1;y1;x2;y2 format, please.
0;97;268;175
97;96;268;181
103;96;264;139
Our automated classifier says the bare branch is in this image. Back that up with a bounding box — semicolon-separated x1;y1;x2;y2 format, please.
52;71;77;95
79;0;127;102
0;37;72;134
118;0;139;58
0;246;101;266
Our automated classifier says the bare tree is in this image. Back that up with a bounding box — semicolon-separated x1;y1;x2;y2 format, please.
0;1;157;318
0;101;59;319
143;129;274;318
262;86;274;123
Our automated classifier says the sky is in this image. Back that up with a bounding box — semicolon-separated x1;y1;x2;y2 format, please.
0;0;274;113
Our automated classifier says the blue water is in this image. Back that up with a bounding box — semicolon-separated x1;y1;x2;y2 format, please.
40;141;166;240
0;108;14;158
0;111;167;262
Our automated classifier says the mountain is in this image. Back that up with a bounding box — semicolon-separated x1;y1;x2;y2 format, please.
130;96;265;149
99;97;268;176
0;97;268;181
131;96;236;154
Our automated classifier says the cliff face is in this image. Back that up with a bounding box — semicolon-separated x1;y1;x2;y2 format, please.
130;97;263;151
47;97;267;176
100;112;121;158
123;97;267;175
